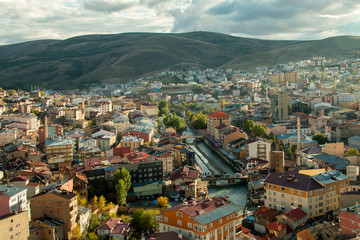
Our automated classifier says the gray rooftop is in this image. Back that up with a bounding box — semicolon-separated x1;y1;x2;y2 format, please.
194;202;241;225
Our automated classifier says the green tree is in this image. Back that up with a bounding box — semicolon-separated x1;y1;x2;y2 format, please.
253;124;266;137
159;100;169;110
312;134;327;144
285;148;292;158
8;89;16;96
244;120;255;134
160;107;170;116
88;214;101;233
131;209;160;239
346;148;360;156
191;112;207;129
114;167;131;206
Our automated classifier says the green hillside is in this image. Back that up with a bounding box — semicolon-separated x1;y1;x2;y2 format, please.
0;32;359;89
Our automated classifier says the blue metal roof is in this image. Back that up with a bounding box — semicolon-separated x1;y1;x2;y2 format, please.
194;202;241;225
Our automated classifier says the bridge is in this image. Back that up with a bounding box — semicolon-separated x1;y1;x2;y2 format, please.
200;175;248;186
180;135;204;139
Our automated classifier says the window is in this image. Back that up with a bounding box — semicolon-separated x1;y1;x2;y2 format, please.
164;217;168;222
188;222;192;229
298;190;302;195
281;187;285;191
209;223;213;229
225;225;227;231
309;191;312;196
218;229;222;235
219;219;222;224
177;220;182;226
291;189;294;193
281;194;285;198
298;204;302;208
177;212;183;218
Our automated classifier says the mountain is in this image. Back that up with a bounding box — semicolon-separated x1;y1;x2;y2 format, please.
0;32;359;89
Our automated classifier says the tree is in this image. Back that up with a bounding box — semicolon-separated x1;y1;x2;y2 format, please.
221;99;228;109
88;214;101;233
71;224;81;240
346;148;360;156
88;232;98;240
158;100;169;110
114;167;131;192
8;89;16;96
115;180;128;206
91;195;98;209
98;195;106;211
131;209;160;239
159;107;170;116
75;191;87;207
156;196;169;208
191;112;207;129
244;120;255;134
312;134;327;144
253;124;266;137
285;148;292;158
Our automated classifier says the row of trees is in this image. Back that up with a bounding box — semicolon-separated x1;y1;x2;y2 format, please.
114;167;132;206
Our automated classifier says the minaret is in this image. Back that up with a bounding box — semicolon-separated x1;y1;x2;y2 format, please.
44;114;48;140
296;117;301;166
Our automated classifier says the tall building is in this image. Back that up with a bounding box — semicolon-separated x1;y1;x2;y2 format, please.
271;91;289;121
30;189;77;240
269;151;285;173
285;72;299;83
207;111;230;137
156;196;243;240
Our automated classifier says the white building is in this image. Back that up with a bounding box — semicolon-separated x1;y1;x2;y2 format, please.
0;185;29;216
246;139;271;161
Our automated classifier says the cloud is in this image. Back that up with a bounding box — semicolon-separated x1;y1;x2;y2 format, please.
81;0;134;13
0;0;360;45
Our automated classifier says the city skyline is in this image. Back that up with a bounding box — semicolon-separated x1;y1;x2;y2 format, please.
1;0;360;45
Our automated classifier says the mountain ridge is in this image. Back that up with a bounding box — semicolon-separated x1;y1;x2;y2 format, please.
0;31;359;89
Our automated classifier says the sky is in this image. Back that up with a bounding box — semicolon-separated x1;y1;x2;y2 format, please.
1;0;360;45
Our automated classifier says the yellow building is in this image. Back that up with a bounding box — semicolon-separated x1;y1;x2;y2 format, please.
285;72;299;83
0;211;30;240
46;138;74;163
264;169;349;218
269;73;283;84
207;111;230;137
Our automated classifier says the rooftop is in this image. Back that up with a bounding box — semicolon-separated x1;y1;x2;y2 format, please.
207;111;229;118
0;185;26;197
264;169;324;191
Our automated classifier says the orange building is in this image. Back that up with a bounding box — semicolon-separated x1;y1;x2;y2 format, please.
30;190;77;239
156;197;243;240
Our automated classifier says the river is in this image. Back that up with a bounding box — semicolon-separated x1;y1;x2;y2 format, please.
182;126;248;208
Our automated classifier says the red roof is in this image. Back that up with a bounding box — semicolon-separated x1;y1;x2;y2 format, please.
169;166;199;181
266;221;287;231
283;208;307;221
207;111;229;118
10;176;29;182
254;206;280;221
97;218;121;230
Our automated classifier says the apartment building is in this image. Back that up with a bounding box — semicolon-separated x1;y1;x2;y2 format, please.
271;91;289;121
30;190;78;240
0;185;29;216
0;211;30;240
321;142;344;157
264;169;349;218
140;103;158;116
156;197;242;240
64;109;84;121
348;135;360;150
46;138;74;163
2;114;40;135
246;139;271;161
207;111;231;137
0;128;18;146
120;136;144;150
269;151;285;173
38;124;63;145
9;176;40;199
285;71;299;83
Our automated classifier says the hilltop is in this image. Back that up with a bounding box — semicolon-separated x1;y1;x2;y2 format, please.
0;32;359;89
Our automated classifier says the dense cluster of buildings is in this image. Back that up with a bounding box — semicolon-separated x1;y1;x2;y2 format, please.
0;56;359;239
